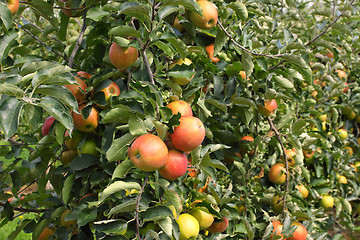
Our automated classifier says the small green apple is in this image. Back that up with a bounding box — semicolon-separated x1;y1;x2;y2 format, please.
78;139;99;156
190;207;214;229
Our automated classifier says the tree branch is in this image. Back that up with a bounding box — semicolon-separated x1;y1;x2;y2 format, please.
0;202;48;213
267;117;289;215
68;10;87;68
136;174;148;240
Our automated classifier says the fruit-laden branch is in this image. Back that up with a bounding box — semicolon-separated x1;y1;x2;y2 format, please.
216;20;284;59
267;117;289;215
13;20;69;62
0;202;48;213
136;173;149;240
69;10;87;68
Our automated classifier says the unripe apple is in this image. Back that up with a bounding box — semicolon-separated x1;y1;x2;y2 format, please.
7;0;19;15
41;116;56;136
268;163;286;185
158;149;188;181
296;184;309;198
188;0;218;30
169;58;195;85
109;42;139;70
166;100;193;117
128;134;168;172
190;207;214;229
320;195;334;209
208;216;229;233
337;129;348;139
65;76;87;101
177;213;200;240
59;150;78;165
257;99;277;116
72;104;100;133
170;117;206;152
78;139;99;156
337;175;348;184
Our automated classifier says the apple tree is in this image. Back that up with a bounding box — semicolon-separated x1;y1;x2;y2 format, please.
0;0;360;239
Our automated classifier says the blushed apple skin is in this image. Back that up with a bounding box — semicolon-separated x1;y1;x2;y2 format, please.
208;217;229;233
257;99;278;116
170;117;205;152
65;77;87;101
158;149;188;181
41;116;56;136
128;134;168;172
188;0;218;30
109;43;139;70
166;100;193;117
268;163;286;185
7;0;19;15
72;105;100;133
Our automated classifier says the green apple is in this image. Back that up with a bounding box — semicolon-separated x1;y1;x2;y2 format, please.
78;139;99;156
337;129;348;139
190;207;214;229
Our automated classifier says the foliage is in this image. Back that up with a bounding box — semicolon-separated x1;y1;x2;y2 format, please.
0;0;360;239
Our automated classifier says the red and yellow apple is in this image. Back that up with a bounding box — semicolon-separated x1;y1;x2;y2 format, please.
320;195;334;209
239;136;254;154
109;42;139;70
166;100;193;117
71;104;100;133
257;99;278;117
41;116;56;136
169;58;195;85
281;148;296;167
205;43;220;63
296;184;309;198
77;71;91;80
7;0;19;15
188;0;218;29
208;216;229;233
158;149;188;181
337;129;348;139
128;134;168;172
270;221;307;240
170;116;205;152
65;76;87;101
268;163;286;185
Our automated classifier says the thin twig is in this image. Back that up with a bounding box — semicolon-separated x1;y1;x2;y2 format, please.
267;117;289;215
68;10;87;68
7;139;35;151
0;202;48;213
13;20;68;62
217;20;284;59
136;174;148;240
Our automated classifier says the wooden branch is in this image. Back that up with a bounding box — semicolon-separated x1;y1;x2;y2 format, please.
136;174;148;240
68;10;87;68
267;117;289;215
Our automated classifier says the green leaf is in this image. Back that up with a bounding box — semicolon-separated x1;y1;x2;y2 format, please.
94;219;128;235
38;96;74;131
35;85;79;112
214;28;228;56
102;104;133;124
70;154;99;171
153;120;169;140
282;55;312;82
119;3;151;23
292;119;307;136
106;199;137;216
7;219;33;240
166;38;188;59
157;217;173;236
27;0;58;27
78;207;98;227
112;159;134;180
109;25;141;38
152;41;174;59
0;3;13;31
22;104;42;132
273;76;294;90
158;5;180;21
87;6;109;21
229;2;248;21
0;29;17;62
0;82;24;97
129;115;148;136
142;205;173;223
32;65;73;87
162;0;202;14
232;97;256;109
106;133;134;162
241;51;254;79
0;97;22;140
62;174;75;205
98;181;141;203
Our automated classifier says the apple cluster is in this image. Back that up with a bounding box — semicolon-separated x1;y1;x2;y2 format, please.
128;100;206;181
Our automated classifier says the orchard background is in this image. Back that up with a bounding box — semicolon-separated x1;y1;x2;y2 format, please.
0;0;360;239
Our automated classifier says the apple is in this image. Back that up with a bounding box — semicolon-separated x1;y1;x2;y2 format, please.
177;213;200;240
188;0;218;30
7;0;19;15
166;100;193;117
303;150;315;164
78;139;99;156
208;216;229;233
61;0;84;17
296;184;309;198
281;149;296;167
172;17;185;32
190;207;214;229
41;116;56;136
101;82;121;103
169;58;196;85
64;130;83;150
318;114;327;122
158;149;188;181
59;149;78;165
320;195;334;209
77;71;91;79
343;82;349;93
109;42;139;70
60;209;77;228
65;76;87;102
344;146;353;156
239;71;247;80
270;221;283;240
337;175;348;184
72;104;100;133
326;50;334;58
335;69;347;79
268;163;286;185
39;227;55;240
257;99;277;116
270;221;307;240
239;136;254;154
337;129;348;139
342;107;355;120
170;116;206;152
128;134;168;172
205;44;220;63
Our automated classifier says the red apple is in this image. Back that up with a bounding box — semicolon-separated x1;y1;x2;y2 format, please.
65;76;87;101
109;42;139;70
170;117;206;152
7;0;19;15
64;130;83;150
257;99;278;116
128;134;168;172
158;149;188;181
208;217;229;233
71;104;99;133
188;0;218;30
41;116;56;136
268;163;286;185
166;100;193;117
77;71;91;79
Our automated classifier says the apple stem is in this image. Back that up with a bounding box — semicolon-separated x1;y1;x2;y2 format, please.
136;173;149;240
267;117;289;216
